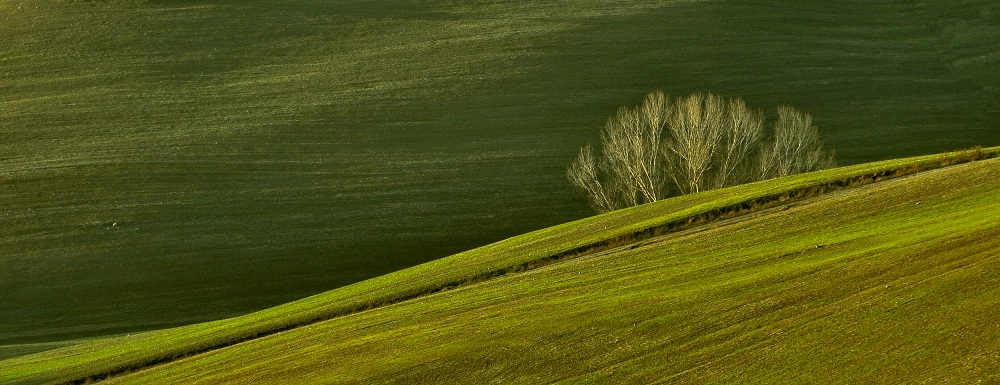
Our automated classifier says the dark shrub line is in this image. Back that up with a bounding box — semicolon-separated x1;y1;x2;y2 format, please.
63;147;996;385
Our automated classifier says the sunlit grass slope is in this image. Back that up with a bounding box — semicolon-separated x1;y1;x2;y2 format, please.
1;150;997;384
3;0;998;349
105;158;1000;384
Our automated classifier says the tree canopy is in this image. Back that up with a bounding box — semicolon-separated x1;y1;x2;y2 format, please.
569;91;835;213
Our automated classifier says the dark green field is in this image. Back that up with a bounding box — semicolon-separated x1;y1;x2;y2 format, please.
2;0;998;351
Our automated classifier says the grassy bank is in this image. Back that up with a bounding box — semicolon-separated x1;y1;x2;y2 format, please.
107;158;1000;384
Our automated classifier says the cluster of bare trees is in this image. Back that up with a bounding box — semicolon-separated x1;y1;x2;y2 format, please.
568;91;835;213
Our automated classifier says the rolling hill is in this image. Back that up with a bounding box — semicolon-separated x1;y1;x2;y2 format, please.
1;149;997;384
3;0;998;356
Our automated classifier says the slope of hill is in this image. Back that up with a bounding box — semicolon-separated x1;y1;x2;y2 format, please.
3;0;998;351
1;150;997;384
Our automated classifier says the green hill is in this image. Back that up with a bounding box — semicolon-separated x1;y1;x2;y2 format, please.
1;150;997;384
3;0;998;351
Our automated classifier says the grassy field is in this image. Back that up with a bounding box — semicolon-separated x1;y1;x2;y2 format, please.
2;0;998;349
0;149;997;384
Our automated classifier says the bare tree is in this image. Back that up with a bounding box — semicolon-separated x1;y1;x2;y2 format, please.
601;91;669;203
568;91;673;212
569;91;835;213
663;92;724;194
711;97;765;188
759;105;836;179
567;144;619;212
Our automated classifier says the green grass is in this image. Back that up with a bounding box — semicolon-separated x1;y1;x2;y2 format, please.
3;0;999;349
0;342;81;363
1;149;997;384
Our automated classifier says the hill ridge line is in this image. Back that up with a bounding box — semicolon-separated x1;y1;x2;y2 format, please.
61;149;997;385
